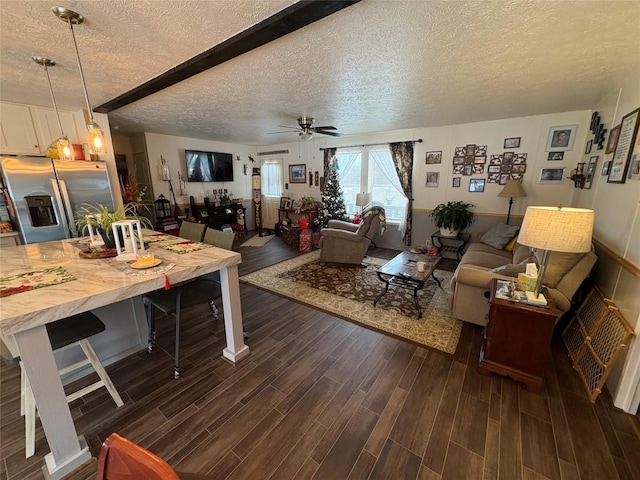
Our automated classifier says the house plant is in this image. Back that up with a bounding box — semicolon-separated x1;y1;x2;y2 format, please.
430;201;475;237
75;203;153;248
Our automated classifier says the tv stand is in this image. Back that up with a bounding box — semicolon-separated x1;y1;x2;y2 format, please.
190;203;246;231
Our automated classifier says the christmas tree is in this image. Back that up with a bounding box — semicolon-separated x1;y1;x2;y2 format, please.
318;163;349;228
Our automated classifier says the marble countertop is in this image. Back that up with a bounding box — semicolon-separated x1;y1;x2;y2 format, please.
0;234;241;336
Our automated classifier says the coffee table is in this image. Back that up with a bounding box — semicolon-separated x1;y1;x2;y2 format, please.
373;252;442;318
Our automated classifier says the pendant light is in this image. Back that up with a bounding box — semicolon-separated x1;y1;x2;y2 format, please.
52;6;107;155
32;56;74;161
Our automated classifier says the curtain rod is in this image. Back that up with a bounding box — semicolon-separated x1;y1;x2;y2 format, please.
318;138;422;150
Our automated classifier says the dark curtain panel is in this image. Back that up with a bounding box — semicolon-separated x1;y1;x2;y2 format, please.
323;148;336;191
389;141;414;246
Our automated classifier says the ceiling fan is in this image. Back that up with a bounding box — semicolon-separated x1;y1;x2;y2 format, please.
269;116;342;140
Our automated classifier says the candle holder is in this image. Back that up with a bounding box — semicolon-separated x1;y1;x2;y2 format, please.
85;214;105;247
112;220;145;261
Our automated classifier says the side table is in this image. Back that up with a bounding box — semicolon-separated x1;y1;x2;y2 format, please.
478;279;558;393
430;231;470;260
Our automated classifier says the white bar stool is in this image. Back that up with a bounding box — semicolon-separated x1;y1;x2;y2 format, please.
17;312;124;457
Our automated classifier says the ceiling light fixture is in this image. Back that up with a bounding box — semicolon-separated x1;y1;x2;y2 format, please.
32;56;73;161
299;131;313;141
53;6;107;156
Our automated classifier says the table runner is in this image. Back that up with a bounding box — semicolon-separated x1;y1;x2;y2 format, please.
157;241;213;254
0;267;77;297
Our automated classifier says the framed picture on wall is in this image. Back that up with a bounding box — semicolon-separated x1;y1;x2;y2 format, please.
584;156;598;189
289;164;307;183
426;151;442;164
539;167;566;183
548;152;564;161
452;177;461;188
426;172;439;187
504;137;521;149
469;178;485;192
605;125;621;154
546;125;578;151
608;108;640;183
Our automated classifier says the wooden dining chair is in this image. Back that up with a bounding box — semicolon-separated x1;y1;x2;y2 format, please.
178;221;206;242
97;433;211;480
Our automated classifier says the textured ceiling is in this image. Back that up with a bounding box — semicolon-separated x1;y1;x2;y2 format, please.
1;0;639;146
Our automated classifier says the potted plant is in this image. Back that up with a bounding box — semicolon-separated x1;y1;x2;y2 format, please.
75;203;153;248
430;201;475;237
297;195;317;211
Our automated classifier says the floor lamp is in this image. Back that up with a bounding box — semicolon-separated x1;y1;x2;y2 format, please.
497;179;527;225
518;206;594;302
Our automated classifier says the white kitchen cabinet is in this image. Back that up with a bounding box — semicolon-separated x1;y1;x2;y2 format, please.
0;103;41;155
33;107;82;148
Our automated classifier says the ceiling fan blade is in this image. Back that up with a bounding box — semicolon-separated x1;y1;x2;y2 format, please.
276;125;301;130
268;130;300;134
312;126;337;131
316;130;342;137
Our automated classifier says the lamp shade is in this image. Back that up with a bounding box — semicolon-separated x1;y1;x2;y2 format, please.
518;206;594;253
497;179;527;198
355;193;371;207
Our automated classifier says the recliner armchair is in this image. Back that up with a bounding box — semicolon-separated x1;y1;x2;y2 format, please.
319;203;385;266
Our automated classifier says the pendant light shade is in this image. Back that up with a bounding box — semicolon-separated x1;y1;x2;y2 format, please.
53;6;107;155
32;56;74;161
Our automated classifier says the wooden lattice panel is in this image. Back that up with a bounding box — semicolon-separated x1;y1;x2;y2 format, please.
561;286;634;403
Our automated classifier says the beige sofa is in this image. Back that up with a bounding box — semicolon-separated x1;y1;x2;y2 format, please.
450;240;597;326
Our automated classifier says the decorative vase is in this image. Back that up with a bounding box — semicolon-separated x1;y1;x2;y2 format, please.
439;227;459;237
98;226;121;249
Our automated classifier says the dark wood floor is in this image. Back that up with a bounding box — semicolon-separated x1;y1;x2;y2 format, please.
1;235;638;480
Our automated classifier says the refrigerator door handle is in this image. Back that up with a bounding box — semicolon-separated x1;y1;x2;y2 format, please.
51;178;72;238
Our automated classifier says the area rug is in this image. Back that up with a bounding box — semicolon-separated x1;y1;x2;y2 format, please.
240;234;275;247
240;251;462;354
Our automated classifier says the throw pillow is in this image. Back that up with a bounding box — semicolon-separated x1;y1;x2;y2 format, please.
533;249;585;288
504;235;518;252
480;224;520;250
489;263;527;277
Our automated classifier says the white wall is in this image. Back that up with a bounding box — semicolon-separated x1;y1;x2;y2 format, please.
143;132;256;207
572;70;640;413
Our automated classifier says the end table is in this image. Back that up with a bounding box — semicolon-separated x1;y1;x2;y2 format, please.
478;279;558;393
430;230;470;260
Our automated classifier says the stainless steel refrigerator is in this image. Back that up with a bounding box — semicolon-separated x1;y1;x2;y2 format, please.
0;156;115;244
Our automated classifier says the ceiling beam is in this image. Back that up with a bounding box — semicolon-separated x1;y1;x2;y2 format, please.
94;0;361;114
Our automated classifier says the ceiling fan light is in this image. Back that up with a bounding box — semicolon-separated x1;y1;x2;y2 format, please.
299;132;313;140
87;121;106;154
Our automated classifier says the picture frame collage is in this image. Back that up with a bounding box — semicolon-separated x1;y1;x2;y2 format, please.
486;152;528;184
447;142;530;190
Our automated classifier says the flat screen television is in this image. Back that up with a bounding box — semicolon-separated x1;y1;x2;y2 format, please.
185;150;234;182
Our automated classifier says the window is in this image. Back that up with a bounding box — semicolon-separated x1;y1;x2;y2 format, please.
335;147;407;223
261;158;282;197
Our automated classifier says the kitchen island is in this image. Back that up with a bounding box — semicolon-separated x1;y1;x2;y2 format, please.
0;234;249;479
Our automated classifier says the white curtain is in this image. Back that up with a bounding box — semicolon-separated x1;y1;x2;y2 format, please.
336;150;360;177
370;148;408;235
261;158;282;197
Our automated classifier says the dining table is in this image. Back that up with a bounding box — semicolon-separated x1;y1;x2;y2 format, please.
0;231;249;479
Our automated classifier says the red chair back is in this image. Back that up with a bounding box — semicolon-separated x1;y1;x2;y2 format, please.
96;433;180;480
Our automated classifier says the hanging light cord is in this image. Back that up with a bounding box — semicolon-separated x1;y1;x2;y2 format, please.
65;16;94;122
42;62;65;137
